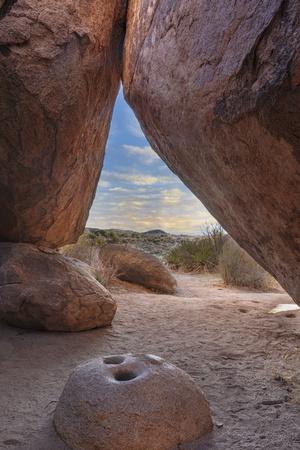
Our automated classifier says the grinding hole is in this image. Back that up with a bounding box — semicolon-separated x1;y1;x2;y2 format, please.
114;371;137;382
103;356;125;365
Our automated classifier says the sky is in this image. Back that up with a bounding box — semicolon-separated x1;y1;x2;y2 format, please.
87;89;215;235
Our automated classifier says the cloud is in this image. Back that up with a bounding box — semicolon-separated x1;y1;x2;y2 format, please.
123;144;160;165
88;181;217;235
101;170;174;186
108;187;130;193
98;180;111;188
161;188;184;205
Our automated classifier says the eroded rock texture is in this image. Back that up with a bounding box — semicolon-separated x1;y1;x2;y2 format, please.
0;0;126;247
0;243;117;331
124;0;300;303
54;354;212;450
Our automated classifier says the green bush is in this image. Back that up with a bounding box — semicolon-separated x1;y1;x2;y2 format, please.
166;224;225;272
219;239;272;289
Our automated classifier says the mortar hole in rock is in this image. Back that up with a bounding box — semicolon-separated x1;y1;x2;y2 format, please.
114;370;137;382
104;356;125;365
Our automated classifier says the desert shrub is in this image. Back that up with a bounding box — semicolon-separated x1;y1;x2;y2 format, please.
61;233;106;263
106;231;120;243
93;230;120;243
219;239;272;289
60;233;118;287
166;224;225;272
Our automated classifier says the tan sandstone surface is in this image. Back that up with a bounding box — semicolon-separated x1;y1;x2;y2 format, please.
1;273;300;449
100;244;177;294
0;0;126;247
123;0;300;304
54;354;212;450
0;243;117;331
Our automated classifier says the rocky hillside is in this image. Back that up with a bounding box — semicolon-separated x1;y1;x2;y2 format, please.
86;228;195;258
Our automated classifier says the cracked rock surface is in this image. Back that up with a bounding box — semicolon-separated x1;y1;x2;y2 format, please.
0;0;127;248
123;0;300;304
0;243;117;331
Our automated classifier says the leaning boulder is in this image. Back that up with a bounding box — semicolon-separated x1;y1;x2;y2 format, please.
0;0;126;247
100;244;177;293
54;354;213;450
0;243;117;331
123;1;300;304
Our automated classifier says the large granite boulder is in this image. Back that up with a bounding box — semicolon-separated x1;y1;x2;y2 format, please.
0;243;117;331
54;354;213;450
123;1;300;304
100;244;177;293
0;0;126;248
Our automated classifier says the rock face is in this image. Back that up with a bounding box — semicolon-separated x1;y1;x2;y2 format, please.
0;243;117;331
100;244;177;293
123;1;300;304
54;354;213;450
0;0;126;248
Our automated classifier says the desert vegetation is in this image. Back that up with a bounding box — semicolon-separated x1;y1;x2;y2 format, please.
219;238;273;290
61;233;119;287
62;225;275;291
61;230;176;293
164;225;275;290
166;224;225;272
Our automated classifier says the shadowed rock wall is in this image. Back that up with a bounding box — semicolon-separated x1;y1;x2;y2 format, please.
0;0;127;247
123;0;300;303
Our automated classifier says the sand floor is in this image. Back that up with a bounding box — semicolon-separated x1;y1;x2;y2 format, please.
1;273;300;450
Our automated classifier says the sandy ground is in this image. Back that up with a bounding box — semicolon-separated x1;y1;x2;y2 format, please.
1;273;300;450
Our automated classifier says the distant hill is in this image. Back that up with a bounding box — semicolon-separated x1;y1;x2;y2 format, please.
142;229;168;236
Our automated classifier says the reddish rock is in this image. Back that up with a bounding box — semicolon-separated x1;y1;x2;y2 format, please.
0;243;117;331
123;0;300;303
100;244;177;294
0;0;126;247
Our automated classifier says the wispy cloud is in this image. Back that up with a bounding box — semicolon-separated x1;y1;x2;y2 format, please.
161;188;184;205
101;170;174;186
123;144;159;165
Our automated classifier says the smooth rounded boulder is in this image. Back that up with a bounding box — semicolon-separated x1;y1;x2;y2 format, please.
54;354;213;450
0;243;117;331
123;1;300;304
0;0;126;248
100;244;177;293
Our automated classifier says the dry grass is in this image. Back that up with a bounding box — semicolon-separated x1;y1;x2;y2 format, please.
219;238;273;289
60;233;119;288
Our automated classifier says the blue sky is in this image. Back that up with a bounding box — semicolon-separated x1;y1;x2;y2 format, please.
87;89;215;234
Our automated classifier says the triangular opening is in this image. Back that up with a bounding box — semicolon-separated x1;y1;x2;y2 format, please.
87;87;216;235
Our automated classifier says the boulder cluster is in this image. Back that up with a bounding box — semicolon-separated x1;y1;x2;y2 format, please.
0;0;300;333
